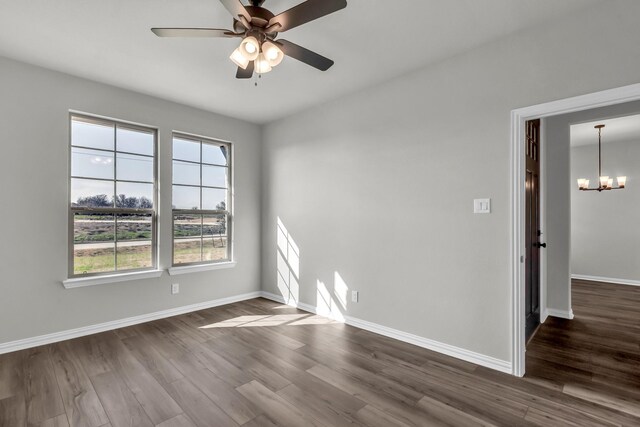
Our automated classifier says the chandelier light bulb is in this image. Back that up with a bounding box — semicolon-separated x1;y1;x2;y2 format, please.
229;48;250;69
599;176;609;188
239;36;260;61
617;176;627;188
262;41;284;66
577;179;586;189
608;178;613;188
254;53;272;74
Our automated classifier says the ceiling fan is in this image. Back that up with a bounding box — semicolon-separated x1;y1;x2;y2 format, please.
151;0;347;79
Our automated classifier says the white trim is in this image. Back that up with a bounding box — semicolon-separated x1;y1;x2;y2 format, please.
171;129;232;145
69;109;159;131
572;274;640;287
545;308;574;319
168;261;237;276
63;270;163;289
0;291;261;355
261;292;512;374
510;82;640;377
540;309;549;324
510;109;527;377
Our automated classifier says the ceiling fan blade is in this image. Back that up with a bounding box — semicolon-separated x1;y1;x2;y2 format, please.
219;0;252;22
236;61;254;79
151;28;237;37
268;0;347;32
275;39;334;71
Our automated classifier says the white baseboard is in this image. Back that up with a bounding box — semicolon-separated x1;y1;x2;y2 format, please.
540;309;548;324
0;291;262;355
545;308;574;319
572;274;640;287
260;292;512;374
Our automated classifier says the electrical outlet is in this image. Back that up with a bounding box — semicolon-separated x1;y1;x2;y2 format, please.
351;291;359;303
171;283;179;295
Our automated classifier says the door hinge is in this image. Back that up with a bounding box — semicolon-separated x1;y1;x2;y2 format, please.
520;255;525;263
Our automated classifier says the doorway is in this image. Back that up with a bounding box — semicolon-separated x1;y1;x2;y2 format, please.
510;82;640;377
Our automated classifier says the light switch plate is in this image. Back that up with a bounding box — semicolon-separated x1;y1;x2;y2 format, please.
474;198;491;214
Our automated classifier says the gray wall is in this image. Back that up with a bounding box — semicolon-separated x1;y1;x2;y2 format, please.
544;100;640;313
572;139;640;281
0;56;262;344
262;1;640;362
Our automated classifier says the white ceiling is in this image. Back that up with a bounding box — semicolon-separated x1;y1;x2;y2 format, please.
0;0;601;124
571;115;640;147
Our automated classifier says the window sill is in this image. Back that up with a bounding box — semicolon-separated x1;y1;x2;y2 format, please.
168;261;237;276
62;270;163;289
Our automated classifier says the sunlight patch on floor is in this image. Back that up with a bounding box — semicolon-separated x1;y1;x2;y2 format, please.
238;314;308;327
199;315;271;328
289;315;338;326
197;313;334;328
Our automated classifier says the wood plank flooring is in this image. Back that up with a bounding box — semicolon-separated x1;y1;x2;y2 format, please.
0;281;638;426
524;279;640;422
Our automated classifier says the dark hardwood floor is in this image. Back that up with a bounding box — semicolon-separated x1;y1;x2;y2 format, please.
524;279;640;422
1;280;639;426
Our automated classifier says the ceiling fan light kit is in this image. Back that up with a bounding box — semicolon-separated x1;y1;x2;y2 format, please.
262;41;284;66
254;52;272;73
151;0;347;79
230;48;250;68
229;34;283;73
577;124;627;192
239;36;260;61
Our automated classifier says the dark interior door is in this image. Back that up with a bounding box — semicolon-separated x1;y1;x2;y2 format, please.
525;119;542;342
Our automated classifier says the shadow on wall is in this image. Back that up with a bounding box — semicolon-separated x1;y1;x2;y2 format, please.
276;217;349;321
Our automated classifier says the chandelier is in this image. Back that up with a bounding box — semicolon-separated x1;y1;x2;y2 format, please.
577;124;626;192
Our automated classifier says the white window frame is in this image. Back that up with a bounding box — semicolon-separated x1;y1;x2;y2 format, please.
67;113;159;280
170;131;234;269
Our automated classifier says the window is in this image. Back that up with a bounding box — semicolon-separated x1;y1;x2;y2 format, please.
69;114;157;277
172;134;232;266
